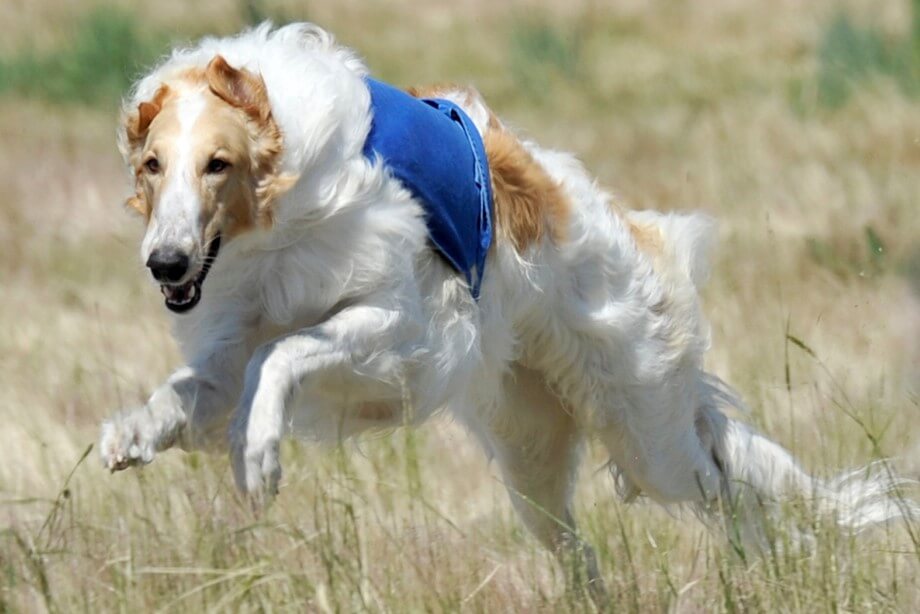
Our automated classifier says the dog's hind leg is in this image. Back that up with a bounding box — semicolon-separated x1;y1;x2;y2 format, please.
596;373;725;507
467;365;607;606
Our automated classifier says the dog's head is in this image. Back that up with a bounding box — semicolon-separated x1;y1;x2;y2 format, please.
119;55;294;313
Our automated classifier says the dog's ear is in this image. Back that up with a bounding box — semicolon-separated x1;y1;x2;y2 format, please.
206;55;294;224
133;100;161;139
118;85;170;219
124;193;150;217
123;85;170;154
206;55;271;122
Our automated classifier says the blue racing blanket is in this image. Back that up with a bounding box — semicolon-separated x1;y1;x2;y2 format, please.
362;78;493;299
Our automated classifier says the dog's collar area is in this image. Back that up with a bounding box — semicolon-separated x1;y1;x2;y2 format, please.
161;234;222;313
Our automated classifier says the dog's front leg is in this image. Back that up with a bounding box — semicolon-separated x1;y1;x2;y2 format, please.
229;304;403;501
100;346;246;471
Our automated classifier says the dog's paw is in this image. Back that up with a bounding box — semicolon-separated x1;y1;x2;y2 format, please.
229;429;282;505
99;408;159;472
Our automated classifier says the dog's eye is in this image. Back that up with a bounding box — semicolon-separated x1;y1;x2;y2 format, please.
144;158;160;174
206;158;230;174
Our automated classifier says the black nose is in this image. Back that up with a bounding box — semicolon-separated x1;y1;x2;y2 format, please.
146;248;190;283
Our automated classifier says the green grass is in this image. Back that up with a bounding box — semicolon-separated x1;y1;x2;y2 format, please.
2;432;916;611
0;9;167;107
815;0;920;108
508;18;584;99
806;224;889;279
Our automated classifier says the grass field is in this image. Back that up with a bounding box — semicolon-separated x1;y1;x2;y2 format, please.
2;0;919;611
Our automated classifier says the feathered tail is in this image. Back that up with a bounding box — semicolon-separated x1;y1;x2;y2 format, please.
695;377;919;551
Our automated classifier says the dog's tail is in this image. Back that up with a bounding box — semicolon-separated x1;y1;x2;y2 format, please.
695;376;918;551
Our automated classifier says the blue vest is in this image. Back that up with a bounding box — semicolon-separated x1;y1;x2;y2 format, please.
362;78;493;299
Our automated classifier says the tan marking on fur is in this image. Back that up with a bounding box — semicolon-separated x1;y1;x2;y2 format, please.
406;82;468;101
124;85;172;218
409;83;569;251
628;220;664;260
484;127;570;251
204;55;291;227
136;102;160;137
407;83;502;130
206;56;273;123
125;188;151;219
126;85;171;147
177;66;206;82
486;109;502;131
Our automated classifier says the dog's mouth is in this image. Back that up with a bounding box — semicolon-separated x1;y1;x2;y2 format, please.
160;234;222;314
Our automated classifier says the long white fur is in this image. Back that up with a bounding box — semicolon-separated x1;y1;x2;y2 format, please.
100;23;917;569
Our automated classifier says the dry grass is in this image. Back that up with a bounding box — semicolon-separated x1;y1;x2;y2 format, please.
1;1;919;611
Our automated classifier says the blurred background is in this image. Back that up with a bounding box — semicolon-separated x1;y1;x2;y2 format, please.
1;0;919;611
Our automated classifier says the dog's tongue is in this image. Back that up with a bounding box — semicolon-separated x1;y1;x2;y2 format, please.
161;281;201;313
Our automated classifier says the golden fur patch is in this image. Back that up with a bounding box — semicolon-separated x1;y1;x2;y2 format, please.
124;85;172;218
202;55;291;231
408;83;569;252
206;56;273;124
627;219;664;260
406;83;473;106
407;83;503;131
483;127;570;252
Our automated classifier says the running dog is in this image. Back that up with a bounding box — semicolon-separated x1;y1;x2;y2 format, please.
99;23;914;591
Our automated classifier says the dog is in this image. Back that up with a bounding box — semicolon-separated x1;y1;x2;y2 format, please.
99;22;915;595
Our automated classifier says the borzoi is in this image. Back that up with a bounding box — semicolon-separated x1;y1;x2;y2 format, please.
98;22;915;593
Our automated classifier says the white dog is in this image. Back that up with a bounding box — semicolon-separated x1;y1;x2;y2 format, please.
99;22;914;592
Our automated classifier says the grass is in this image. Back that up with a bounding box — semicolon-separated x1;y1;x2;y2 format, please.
508;18;584;100
0;9;168;108
1;0;919;611
814;0;920;108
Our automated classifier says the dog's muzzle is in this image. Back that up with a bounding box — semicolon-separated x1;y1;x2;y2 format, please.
158;234;222;313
